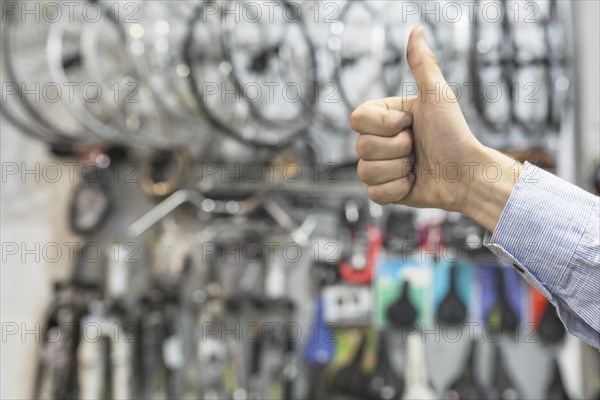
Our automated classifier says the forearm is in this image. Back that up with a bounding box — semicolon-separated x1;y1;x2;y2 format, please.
458;146;522;232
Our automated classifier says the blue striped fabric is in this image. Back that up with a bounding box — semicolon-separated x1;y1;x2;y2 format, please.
484;162;600;349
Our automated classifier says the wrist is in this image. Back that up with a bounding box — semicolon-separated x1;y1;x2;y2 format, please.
458;145;521;232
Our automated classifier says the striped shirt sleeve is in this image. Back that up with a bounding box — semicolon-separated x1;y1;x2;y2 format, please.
484;162;600;349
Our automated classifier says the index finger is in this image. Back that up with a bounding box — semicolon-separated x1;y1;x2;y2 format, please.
364;96;416;112
349;105;413;137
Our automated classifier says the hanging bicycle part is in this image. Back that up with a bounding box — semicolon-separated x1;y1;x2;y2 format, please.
139;149;190;198
387;281;418;327
443;341;485;400
68;162;112;236
487;268;519;334
545;358;570;400
437;264;467;324
332;332;370;398
184;0;317;149
32;282;81;400
402;332;437;400
365;332;404;400
486;344;521;400
1;4;94;149
338;198;383;285
538;300;566;345
470;0;572;145
304;296;336;399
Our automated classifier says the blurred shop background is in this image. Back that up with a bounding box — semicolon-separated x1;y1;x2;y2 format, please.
1;1;599;399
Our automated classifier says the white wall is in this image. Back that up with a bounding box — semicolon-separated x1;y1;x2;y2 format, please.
0;121;75;399
573;0;600;188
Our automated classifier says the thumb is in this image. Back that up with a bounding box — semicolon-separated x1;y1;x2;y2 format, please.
407;26;448;91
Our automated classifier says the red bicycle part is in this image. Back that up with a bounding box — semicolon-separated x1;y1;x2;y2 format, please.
338;227;383;285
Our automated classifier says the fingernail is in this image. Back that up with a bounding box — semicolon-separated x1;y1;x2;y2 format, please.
419;26;428;43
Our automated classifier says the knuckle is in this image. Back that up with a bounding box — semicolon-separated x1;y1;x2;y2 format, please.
349;108;363;131
356;136;372;159
367;186;388;206
368;179;413;206
399;178;411;195
396;162;410;178
357;160;373;184
397;131;414;154
381;111;397;134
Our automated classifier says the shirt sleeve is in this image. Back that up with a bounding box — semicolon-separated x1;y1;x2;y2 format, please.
484;162;600;349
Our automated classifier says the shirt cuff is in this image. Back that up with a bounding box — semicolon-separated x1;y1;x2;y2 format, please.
485;162;596;292
483;163;600;348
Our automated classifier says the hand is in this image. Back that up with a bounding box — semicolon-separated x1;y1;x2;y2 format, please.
350;26;521;232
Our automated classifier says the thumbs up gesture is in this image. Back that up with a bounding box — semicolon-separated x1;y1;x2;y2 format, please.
350;26;520;231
